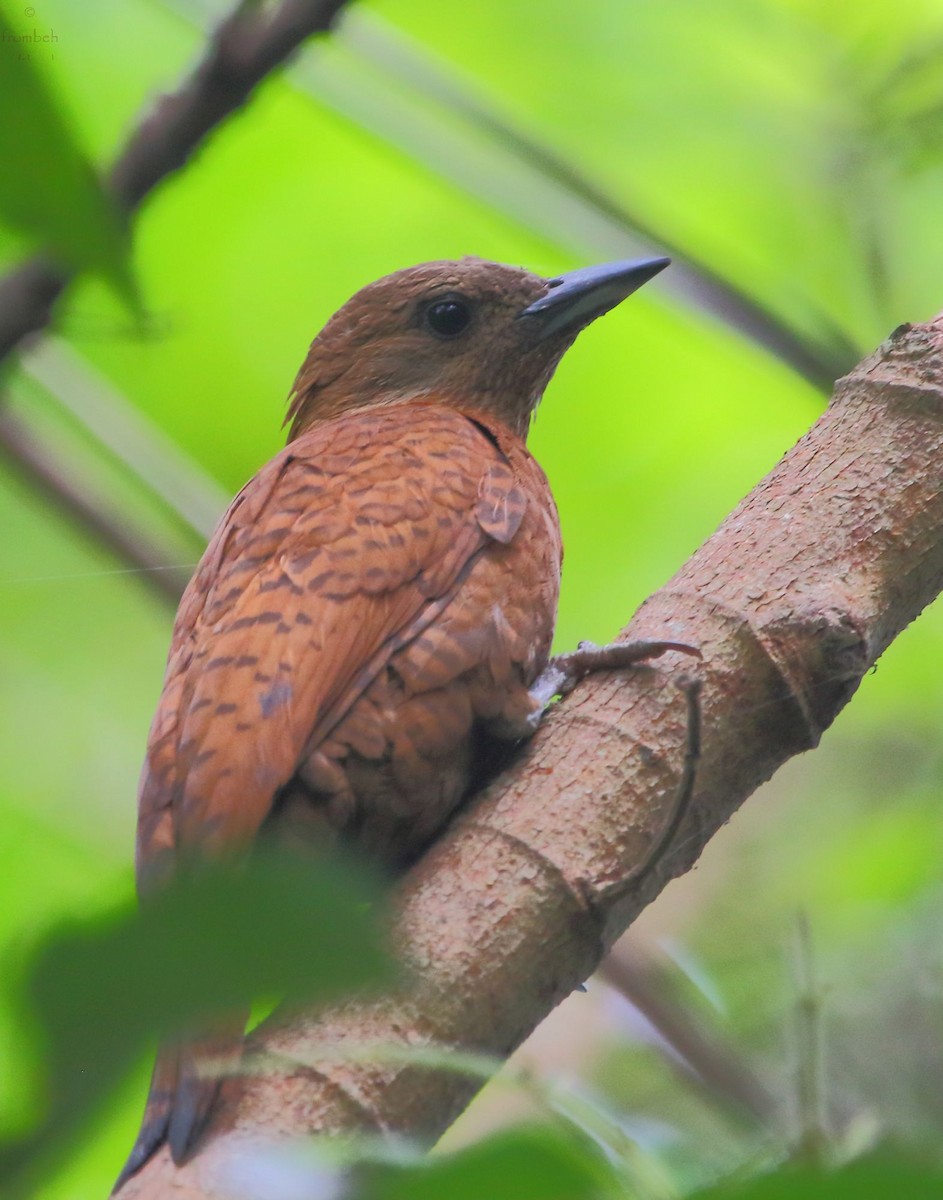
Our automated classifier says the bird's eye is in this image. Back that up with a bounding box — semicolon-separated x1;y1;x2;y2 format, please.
425;298;472;337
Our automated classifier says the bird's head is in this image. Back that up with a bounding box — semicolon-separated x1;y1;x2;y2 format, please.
286;255;668;440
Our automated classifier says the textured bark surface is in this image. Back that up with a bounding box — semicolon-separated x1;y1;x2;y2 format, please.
117;316;943;1198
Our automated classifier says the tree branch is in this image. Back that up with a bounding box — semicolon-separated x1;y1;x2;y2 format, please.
0;0;353;606
0;0;352;361
599;942;775;1125
0;410;192;604
338;9;859;391
116;315;943;1198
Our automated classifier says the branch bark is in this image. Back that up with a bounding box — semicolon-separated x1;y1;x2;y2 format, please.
117;315;943;1198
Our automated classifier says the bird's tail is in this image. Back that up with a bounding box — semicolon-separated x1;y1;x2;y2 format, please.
113;1023;243;1192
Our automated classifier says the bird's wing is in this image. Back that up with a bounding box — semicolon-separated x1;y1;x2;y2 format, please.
136;404;528;889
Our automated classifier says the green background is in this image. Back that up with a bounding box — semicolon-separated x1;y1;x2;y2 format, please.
2;0;943;1195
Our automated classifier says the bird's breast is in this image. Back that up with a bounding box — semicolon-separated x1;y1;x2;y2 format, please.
284;435;561;866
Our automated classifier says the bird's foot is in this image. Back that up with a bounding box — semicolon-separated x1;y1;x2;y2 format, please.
543;638;701;700
510;640;700;740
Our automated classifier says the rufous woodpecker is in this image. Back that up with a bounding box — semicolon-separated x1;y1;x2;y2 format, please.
119;254;682;1185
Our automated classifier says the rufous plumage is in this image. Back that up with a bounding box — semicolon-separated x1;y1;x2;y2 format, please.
119;253;674;1185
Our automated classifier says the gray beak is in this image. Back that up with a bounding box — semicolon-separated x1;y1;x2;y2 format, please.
519;256;670;339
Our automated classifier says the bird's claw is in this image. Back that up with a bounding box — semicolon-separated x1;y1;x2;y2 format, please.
525;637;699;732
546;638;700;698
528;661;572;708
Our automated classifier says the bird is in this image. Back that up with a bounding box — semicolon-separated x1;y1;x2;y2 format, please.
117;253;680;1186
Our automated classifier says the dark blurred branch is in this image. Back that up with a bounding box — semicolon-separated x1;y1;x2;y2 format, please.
108;0;351;211
333;11;861;390
0;0;353;605
169;1;857;390
0;262;66;365
0;0;352;362
0;410;191;603
23;338;227;542
600;941;776;1125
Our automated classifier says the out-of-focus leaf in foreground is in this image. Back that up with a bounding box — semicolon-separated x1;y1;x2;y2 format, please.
355;1127;622;1200
0;847;391;1189
690;1152;943;1199
0;2;135;305
221;1126;624;1200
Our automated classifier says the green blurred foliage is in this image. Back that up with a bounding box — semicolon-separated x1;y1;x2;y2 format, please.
1;849;390;1195
0;0;942;1196
691;1153;943;1199
0;0;135;304
357;1127;622;1200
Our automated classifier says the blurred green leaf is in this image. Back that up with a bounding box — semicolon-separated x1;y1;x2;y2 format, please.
0;847;391;1185
358;1127;622;1200
28;848;391;1042
0;1;135;304
691;1153;943;1199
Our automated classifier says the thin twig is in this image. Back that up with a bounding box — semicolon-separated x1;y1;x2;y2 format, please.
108;0;352;212
0;0;352;606
600;942;776;1125
792;912;830;1165
0;410;192;604
21;338;228;542
603;671;702;900
633;674;703;885
339;10;860;390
